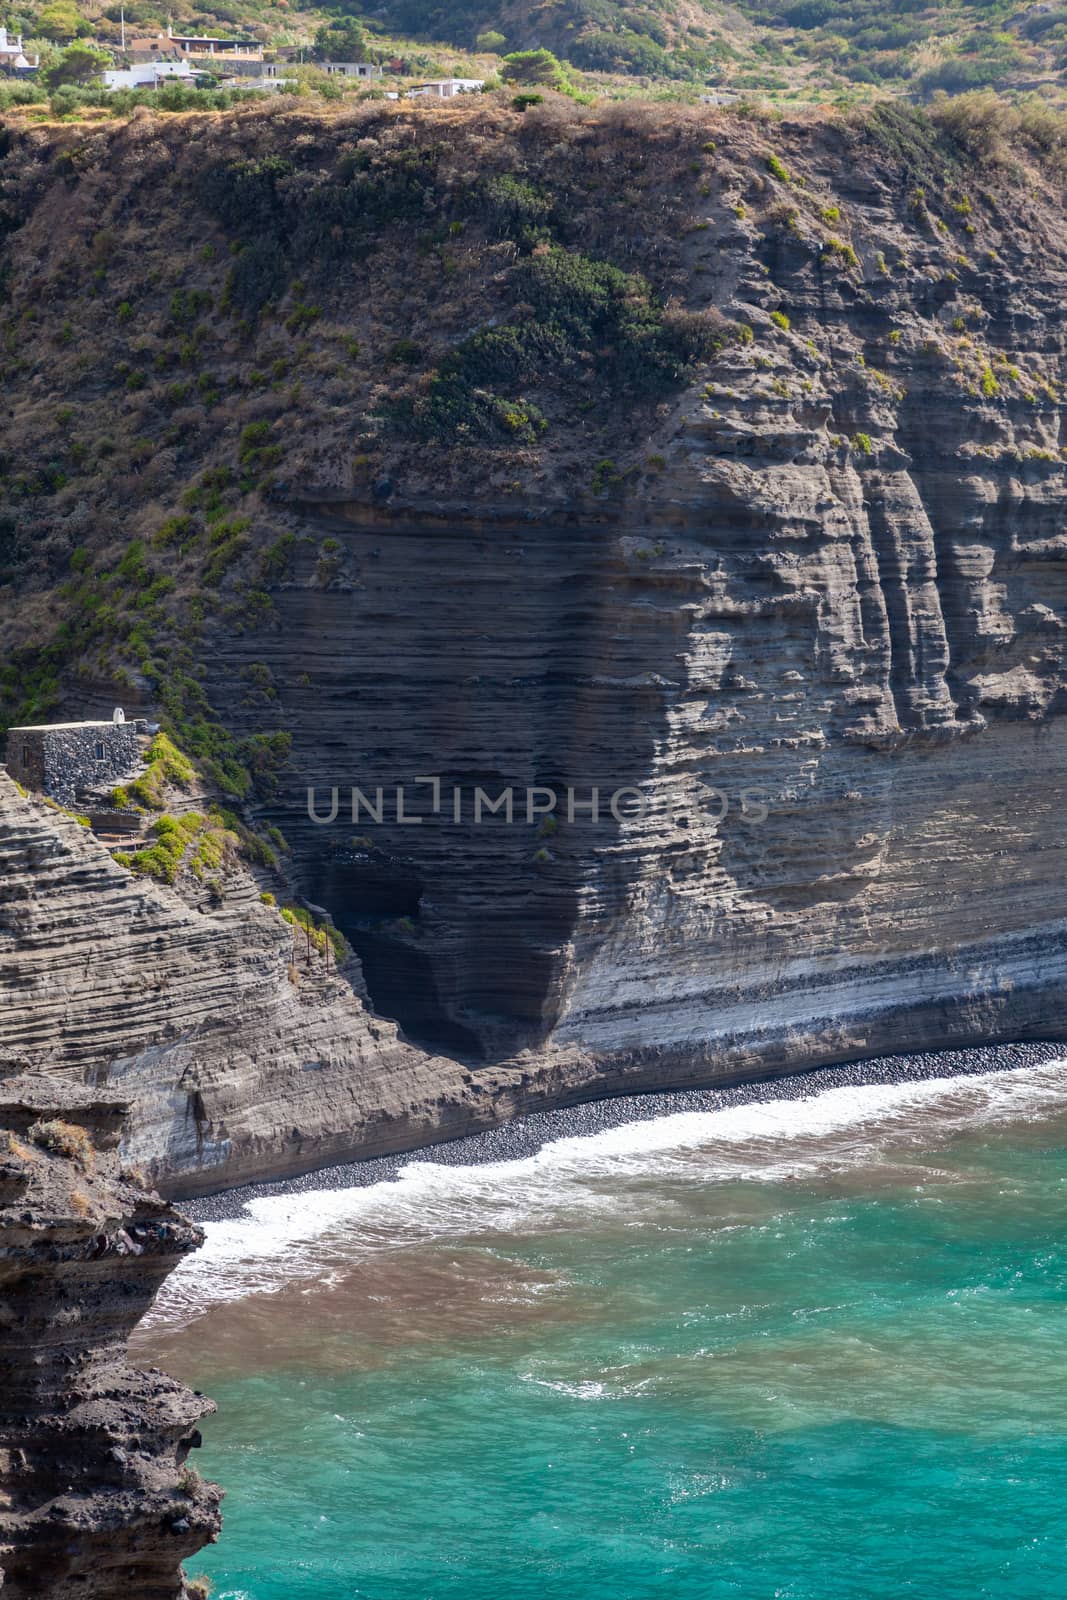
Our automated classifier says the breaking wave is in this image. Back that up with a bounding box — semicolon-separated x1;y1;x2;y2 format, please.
150;1057;1067;1329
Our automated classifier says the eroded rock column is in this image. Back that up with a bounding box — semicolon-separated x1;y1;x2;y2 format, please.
0;1075;221;1599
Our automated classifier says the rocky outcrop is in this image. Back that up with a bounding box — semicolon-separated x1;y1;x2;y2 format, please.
0;772;488;1194
0;1074;220;1597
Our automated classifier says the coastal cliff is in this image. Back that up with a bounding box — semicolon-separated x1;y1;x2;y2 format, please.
0;98;1066;1193
0;1074;220;1596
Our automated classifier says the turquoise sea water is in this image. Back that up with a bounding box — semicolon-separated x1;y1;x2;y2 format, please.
143;1063;1067;1600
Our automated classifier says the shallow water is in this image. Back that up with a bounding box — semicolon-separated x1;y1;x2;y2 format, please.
141;1058;1067;1599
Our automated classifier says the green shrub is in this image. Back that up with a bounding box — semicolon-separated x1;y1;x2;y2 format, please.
478;174;554;246
114;811;218;885
238;421;281;475
389;338;423;366
770;310;791;331
203;535;249;587
285;301;322;336
127;732;194;810
152;514;194;550
410;247;739;443
501;48;573;93
259;534;295;583
766;152;792;183
822;235;860;270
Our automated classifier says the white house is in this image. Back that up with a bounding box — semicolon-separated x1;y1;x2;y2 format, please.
318;61;382;80
0;26;38;70
238;73;300;91
102;61;198;91
406;78;484;99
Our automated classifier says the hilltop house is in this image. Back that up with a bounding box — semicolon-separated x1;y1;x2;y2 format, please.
167;28;267;77
406;78;484;99
0;26;39;72
167;27;263;57
125;33;178;62
317;60;382;80
126;28;267;77
102;60;198;91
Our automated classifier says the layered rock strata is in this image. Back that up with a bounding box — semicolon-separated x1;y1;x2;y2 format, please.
0;773;481;1195
0;1074;220;1597
0;106;1065;1195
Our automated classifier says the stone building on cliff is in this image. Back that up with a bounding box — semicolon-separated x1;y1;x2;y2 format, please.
3;713;147;808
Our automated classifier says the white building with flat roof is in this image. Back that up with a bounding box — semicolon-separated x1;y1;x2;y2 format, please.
318;60;382;79
406;78;484;99
0;26;38;70
102;61;198;91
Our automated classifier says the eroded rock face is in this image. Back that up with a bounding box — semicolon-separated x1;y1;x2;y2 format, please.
200;113;1067;1083
224;481;1067;1086
0;773;489;1195
0;1074;221;1598
0;106;1065;1195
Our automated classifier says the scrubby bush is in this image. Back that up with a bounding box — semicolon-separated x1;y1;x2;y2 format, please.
928;91;1067;175
114;812;203;884
478;174;554;246
259;534;296;584
127;732;194;810
408;244;753;444
407;246;738;444
28;1119;94;1166
571;29;675;77
280;903;346;960
0;82;41;111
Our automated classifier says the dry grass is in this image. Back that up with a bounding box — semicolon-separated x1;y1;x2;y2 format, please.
928;92;1067;177
28;1119;95;1169
3;1131;37;1163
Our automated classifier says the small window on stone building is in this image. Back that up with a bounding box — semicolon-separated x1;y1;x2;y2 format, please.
94;741;105;761
22;745;31;766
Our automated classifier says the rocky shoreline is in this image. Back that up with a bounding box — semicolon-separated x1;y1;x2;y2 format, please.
184;1039;1067;1224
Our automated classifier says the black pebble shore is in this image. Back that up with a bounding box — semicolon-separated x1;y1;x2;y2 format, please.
183;1040;1067;1224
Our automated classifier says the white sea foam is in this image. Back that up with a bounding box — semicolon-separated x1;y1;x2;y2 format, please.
150;1058;1067;1328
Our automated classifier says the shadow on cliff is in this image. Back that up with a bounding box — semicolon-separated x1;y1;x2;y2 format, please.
207;498;693;1059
